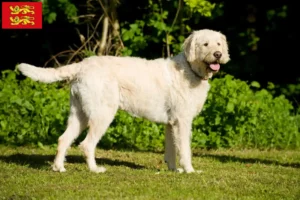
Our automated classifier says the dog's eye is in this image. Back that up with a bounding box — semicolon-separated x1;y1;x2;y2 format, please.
217;43;221;46
204;43;208;46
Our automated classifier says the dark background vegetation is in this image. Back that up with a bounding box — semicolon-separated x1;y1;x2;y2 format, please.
1;0;299;97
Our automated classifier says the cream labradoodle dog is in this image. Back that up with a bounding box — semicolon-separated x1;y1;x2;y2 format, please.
18;29;230;173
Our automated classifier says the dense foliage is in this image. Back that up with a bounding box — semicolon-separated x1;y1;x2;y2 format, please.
1;70;298;150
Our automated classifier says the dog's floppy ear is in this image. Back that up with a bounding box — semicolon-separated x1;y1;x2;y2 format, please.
183;32;196;62
220;33;230;63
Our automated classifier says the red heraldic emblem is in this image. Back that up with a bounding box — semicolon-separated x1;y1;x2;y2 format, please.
2;2;43;29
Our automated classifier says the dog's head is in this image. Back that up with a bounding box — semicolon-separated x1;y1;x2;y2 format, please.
183;29;230;79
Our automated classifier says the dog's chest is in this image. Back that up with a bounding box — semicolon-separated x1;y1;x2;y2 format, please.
167;80;210;120
189;82;210;116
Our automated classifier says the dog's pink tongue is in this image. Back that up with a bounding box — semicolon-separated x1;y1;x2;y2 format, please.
209;64;220;71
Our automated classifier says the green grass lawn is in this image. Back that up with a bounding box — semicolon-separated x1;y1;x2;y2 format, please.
0;145;299;200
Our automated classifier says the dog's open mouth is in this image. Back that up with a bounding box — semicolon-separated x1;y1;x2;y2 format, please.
205;62;220;72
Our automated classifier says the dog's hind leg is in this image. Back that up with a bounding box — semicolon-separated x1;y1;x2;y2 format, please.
164;124;177;171
79;104;118;173
78;82;119;173
53;94;88;172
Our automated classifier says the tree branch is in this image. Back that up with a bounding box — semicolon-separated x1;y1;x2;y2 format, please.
67;14;104;64
98;15;109;55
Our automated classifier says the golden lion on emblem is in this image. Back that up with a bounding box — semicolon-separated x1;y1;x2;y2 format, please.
10;16;35;26
10;5;35;15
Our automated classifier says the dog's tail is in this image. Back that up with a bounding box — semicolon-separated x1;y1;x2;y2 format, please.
17;63;82;83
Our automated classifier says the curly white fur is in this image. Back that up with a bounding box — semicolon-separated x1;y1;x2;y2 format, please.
17;29;230;173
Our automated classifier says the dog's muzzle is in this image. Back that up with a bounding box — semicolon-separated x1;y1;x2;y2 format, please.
205;51;222;72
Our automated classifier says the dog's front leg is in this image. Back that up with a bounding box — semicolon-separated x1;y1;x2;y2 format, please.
172;119;195;173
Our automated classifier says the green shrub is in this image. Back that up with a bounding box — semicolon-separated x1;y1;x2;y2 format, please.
192;75;299;149
0;70;70;145
0;70;299;150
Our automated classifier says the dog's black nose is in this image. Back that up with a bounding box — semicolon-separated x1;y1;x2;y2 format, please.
213;51;222;59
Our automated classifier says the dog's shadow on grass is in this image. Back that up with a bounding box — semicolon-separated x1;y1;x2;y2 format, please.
194;153;300;168
0;153;145;170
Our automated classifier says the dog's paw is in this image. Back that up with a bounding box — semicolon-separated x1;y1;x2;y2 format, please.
176;168;185;173
90;166;106;173
178;166;195;173
176;168;203;174
52;164;66;172
185;167;195;173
